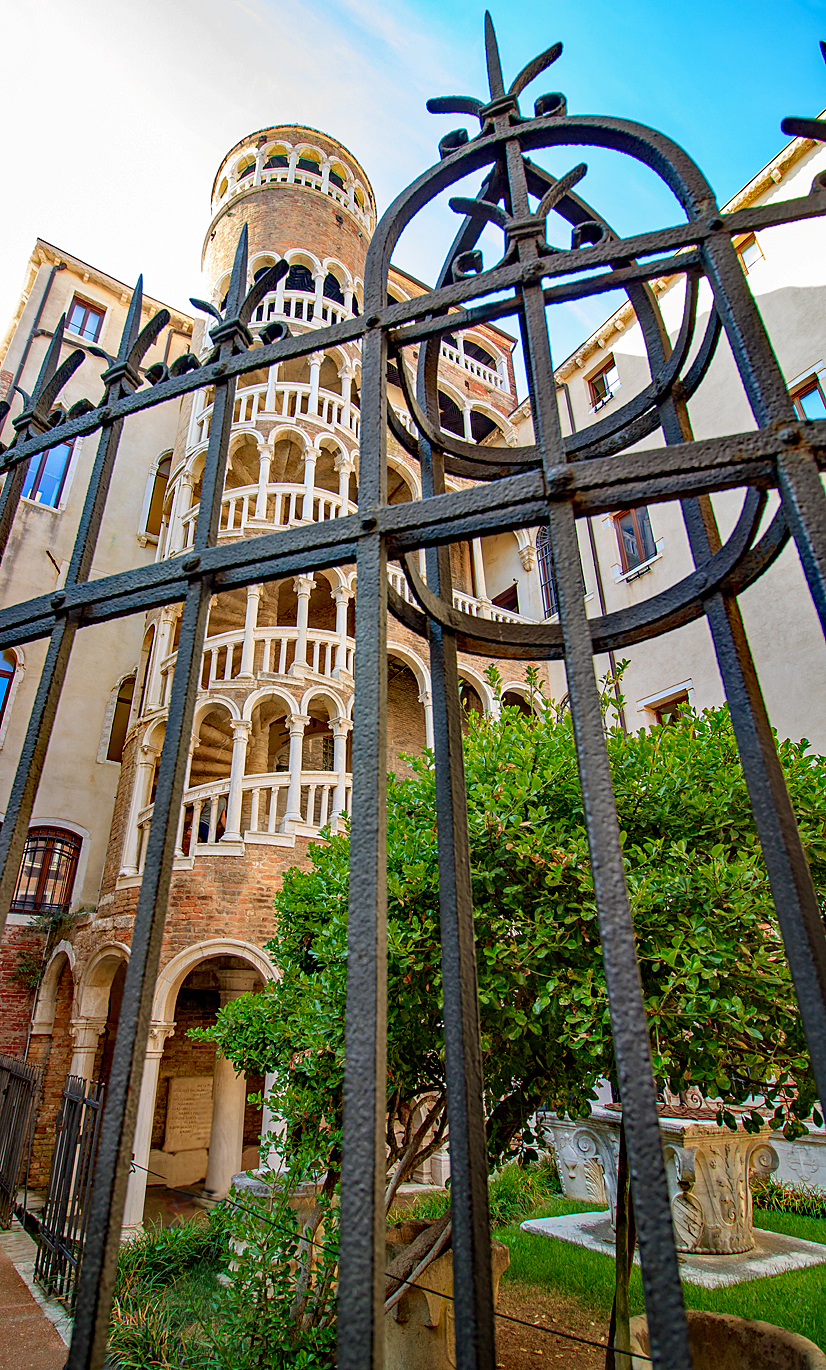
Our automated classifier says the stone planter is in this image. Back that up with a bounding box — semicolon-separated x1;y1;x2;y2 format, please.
539;1106;778;1254
629;1312;826;1369
384;1230;510;1370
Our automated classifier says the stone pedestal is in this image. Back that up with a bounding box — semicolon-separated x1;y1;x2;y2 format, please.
539;1106;778;1254
384;1238;510;1370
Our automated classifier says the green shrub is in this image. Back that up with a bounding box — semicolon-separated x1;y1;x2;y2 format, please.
753;1176;826;1220
406;1157;561;1230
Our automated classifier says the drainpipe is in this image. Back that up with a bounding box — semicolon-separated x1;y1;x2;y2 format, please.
560;382;627;733
1;261;67;444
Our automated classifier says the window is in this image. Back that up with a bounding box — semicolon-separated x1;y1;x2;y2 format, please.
615;507;657;572
588;356;620;411
654;692;689;726
536;528;559;618
23;440;73;508
0;650;16;727
106;675;135;763
323;273;345;304
237;161;255;180
67;296;104;343
144;457;170;539
11;827;82;918
791;377;826;421
329;168;346;190
297;154;320;175
264;152;288;169
736;234;764;275
491;583;519;614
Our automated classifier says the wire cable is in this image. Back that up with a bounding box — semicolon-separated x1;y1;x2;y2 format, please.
124;1160;652;1361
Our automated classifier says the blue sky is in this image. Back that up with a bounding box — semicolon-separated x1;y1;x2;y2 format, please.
1;0;823;368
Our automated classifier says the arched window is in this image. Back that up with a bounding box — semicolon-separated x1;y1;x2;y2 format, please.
329;167;346;190
323;273;344;304
264;152;288;169
144;457;170;539
463;339;497;369
23;440;73;508
12;827;82;919
237;160;255;181
297;152;320;175
0;650;16;726
106;675;136;763
438;391;464;436
470;410;498;444
537;528;559;619
286;264;315;293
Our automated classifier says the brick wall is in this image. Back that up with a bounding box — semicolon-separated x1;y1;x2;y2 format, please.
0;928;42;1056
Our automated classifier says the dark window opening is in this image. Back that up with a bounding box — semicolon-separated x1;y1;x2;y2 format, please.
264;153;288;169
286;265;315;294
491;583;519;613
144;457;170;538
438;391;464;436
297;156;320;175
106;675;136;763
67;296;104;343
443;333;458;349
23;440;73;508
537;527;559;618
0;650;16;727
588;356;620;410
791;378;826;421
323;273;345;304
463;339;497;368
237;162;255;180
470;411;498;444
351;295;360;316
329;170;345;190
654;692;690;726
615;507;656;572
502;689;532;717
12;827;82;919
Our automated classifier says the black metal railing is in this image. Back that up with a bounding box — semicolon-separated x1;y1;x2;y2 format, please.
0;15;822;1370
34;1075;105;1307
0;1054;42;1228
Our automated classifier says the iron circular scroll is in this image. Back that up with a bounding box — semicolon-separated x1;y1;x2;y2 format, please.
365;99;783;649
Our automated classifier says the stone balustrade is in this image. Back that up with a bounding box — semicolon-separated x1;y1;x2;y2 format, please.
156;626;354;706
132;767;353;872
440;341;509;392
193;382;359;446
175;482;354;552
250;288;350;330
387;565;535;625
213;162;373;231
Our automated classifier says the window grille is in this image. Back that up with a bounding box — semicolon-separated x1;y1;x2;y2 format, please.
11;827;81;919
0;19;822;1370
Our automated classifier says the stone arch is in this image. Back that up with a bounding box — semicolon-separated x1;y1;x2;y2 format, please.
300;685;346;721
387;453;420;503
284;246;322;277
76;942;130;1021
457;664;494;716
500;681;540;717
242;685;298;723
31;942;75;1035
152;939;277;1024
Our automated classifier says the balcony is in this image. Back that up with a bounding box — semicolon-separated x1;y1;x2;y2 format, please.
387;565;535;625
250;288;350;330
156;626;354;709
176;482;355;551
133;768;353;872
193;381;359;446
440;341;509;393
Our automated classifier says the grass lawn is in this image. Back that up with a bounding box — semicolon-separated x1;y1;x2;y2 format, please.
496;1198;826;1352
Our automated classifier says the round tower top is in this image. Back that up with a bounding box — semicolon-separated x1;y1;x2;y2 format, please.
209;124;376;232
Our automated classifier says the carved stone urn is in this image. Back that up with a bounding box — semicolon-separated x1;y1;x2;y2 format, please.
539;1105;779;1255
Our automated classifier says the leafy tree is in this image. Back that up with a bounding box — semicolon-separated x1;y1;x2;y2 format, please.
200;667;823;1335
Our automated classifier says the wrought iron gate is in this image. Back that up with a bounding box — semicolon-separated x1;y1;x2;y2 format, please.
34;1074;105;1306
0;15;823;1370
0;1054;42;1228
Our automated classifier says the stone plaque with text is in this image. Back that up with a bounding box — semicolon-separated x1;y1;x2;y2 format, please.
164;1076;214;1152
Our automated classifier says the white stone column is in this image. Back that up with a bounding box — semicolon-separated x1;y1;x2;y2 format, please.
320;160;331;195
290;575;315;673
222;720;251;843
122;1022;175;1237
332;586;352;676
254;447;272;521
68;1019;108;1082
265;363;278;413
343;286;354;316
120;745;160;876
280;714;310;828
330;717;352;829
275;271;286;315
204;972;259;1200
335;450;355;512
239;584;262;677
462;404;474;441
419;690;434;749
308;351;323;415
287;149;298;182
313;272;325;323
170;470;194;554
302;446;318;521
145;608;177;710
339;362;355;429
471;538;493;617
253;141;265;187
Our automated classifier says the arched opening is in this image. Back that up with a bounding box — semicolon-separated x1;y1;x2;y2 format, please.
143;955;265;1223
296;149;320;176
458;676;484;733
387;658;426;774
263;146;289;170
136;624;156;718
470;410;499;444
144;456;170;539
28;954;75;1189
438;390;464;437
323;272;345;304
183;707;233;849
271;436;305;488
236;158;255;182
464;338;498;368
225;435;260;492
501;689;532;717
286;264;314;293
0;648;18;727
106;673;136;763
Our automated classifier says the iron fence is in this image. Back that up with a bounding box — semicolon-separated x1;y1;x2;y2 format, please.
34;1074;105;1306
0;1054;42;1228
0;15;821;1370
